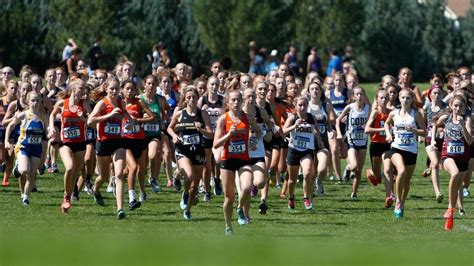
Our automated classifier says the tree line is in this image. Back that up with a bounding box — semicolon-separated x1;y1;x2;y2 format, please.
1;0;473;81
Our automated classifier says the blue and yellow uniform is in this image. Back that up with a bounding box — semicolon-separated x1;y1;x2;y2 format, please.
15;110;46;158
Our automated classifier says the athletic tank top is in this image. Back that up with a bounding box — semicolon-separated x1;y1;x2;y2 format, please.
175;109;204;149
347;104;370;146
441;115;469;161
17;110;45;147
221;112;250;161
308;102;328;137
249;107;265;159
140;94;161;137
201;95;223;133
123;98;145;139
61;98;86;143
288;113;316;151
97;98;123;141
329;88;348;116
424;101;447;140
391;109;418;153
371;111;389;143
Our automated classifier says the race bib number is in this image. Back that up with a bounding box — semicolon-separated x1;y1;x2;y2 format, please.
398;133;414;146
292;136;309;149
379;121;385;136
447;141;465;155
229;140;246;154
87;128;96;140
104;123;121;135
144;123;160;133
351;128;365;140
27;135;42;144
124;123;140;134
63;126;80;139
182;134;200;145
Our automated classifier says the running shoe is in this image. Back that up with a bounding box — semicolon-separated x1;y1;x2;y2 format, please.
213;177;222;196
245;216;251;224
183;210;191;220
191;194;199;206
275;183;281;189
52;163;59;173
61;195;71;213
37;165;46;176
436;193;444;203
117;209;126;220
316;179;324;196
173;177;182;192
44;158;51;169
198;184;205;194
31;187;38;192
269;173;276;188
204;192;211;202
329;175;335;181
463;187;470;198
384;197;394;208
250;185;258;197
421;168;431;177
71;191;79;202
237;208;246;225
2;180;9;187
22;197;30;206
279;172;286;183
149;177;161;193
366;169;378;186
303;198;313;210
111;177;116;197
180;192;189;210
258;200;268;214
350;193;358;200
166;179;173;188
84;180;93;195
343;167;351;182
129;200;141;211
444;208;454;231
94;192;105;206
139;192;147;203
225;227;233;236
394;203;404;218
288;197;295;210
0;162;5;173
459;208;465;216
106;177;114;193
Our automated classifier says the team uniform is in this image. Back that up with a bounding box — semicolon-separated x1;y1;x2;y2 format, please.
369;110;391;157
59;98;87;152
286;114;316;166
329;88;349;137
346;104;370;150
201;95;223;149
220;112;251;171
15;110;46;158
441;115;470;172
123;98;148;158
140;94;162;142
174;109;206;165
264;101;286;150
96;98;125;157
390;109;418;165
424;101;447;150
249;108;266;165
308;102;330;150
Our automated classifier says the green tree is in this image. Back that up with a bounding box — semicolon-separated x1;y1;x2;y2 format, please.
460;0;474;70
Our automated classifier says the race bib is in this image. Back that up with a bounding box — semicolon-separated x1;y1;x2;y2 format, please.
104;123;121;135
63;126;81;139
318;125;326;134
292;136;309;149
447;141;465;155
124;123;140;134
144;123;160;133
351;128;365;140
27;135;42;144
86;128;96;140
182;134;200;145
229;140;246;154
379;121;385;136
398;133;414;146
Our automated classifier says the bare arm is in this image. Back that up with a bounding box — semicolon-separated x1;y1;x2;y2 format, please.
213;115;233;149
335;105;351;139
364;110;383;134
384;110;395;143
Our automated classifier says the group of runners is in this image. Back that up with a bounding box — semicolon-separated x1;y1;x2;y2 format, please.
0;60;473;234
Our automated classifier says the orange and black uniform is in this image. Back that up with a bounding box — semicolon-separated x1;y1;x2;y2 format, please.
369;111;391;158
59;98;87;153
123;98;148;158
96;98;125;157
220;112;251;171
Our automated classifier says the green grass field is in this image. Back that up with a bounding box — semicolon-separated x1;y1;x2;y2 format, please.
1;83;473;266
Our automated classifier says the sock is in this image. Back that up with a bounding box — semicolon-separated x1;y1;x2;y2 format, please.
128;190;136;203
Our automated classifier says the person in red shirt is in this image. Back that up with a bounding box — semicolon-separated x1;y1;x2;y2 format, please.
87;76;136;220
49;79;91;213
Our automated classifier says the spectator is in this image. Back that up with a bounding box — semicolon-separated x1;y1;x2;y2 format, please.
66;48;81;75
62;38;77;62
326;48;343;77
265;49;280;74
342;45;354;63
306;47;322;76
284;45;299;76
249;48;266;75
86;37;103;71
